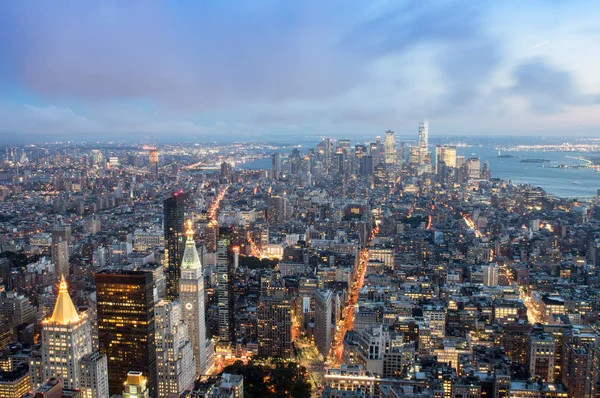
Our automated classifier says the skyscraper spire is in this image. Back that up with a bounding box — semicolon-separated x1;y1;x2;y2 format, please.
49;275;80;325
181;220;202;270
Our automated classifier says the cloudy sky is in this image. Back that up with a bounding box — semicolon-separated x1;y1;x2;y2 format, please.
1;0;599;142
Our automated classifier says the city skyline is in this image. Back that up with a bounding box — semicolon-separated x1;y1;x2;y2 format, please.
1;1;600;141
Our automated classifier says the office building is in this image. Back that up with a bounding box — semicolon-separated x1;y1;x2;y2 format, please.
164;192;185;300
314;288;333;358
149;149;158;180
40;276;92;390
52;238;69;277
528;333;555;382
267;195;286;224
272;153;281;179
79;352;109;398
155;300;196;397
384;130;396;165
467;157;481;180
52;216;72;244
217;239;234;344
180;221;210;376
418;121;429;165
257;274;292;358
0;292;37;328
96;270;157;396
435;145;457;172
0;364;30;398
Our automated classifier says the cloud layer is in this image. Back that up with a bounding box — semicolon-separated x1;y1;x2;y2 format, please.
0;0;599;141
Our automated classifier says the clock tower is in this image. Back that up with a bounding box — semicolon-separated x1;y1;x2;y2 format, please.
179;221;211;376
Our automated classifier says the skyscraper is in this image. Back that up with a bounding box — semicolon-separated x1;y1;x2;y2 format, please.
217;239;234;344
79;352;110;398
149;149;158;180
257;274;292;358
51;238;69;277
418;121;429;165
272;153;281;179
384;130;396;165
267;195;286;224
314;288;333;358
180;221;210;376
51;216;72;244
40;276;93;390
435;145;457;173
96;270;157;396
164;192;185;300
155;300;195;396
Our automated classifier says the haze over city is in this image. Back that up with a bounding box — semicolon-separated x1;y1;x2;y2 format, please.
1;0;600;142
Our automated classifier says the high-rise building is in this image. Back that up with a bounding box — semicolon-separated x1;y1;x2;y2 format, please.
155;300;195;397
180;221;211;376
51;216;72;245
272;153;281;179
418;121;429;164
217;239;234;343
164;192;185;300
257;274;292;358
96;270;157;397
39;276;93;390
562;341;595;398
51;238;69;277
435;145;457;173
467;157;481;180
528;333;555;382
314;289;333;358
267;195;286;224
149;149;158;180
384;130;396;165
79;352;109;398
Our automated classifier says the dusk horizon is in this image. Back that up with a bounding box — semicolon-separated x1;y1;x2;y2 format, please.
2;1;600;141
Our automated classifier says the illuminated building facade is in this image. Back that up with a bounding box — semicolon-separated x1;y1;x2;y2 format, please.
418;121;429;165
40;276;92;390
180;222;210;376
149;149;158;180
217;239;234;344
324;365;376;395
155;300;195;396
79;352;109;398
257;274;292;358
96;270;157;396
164;192;185;300
0;365;30;398
384;130;396;165
122;371;150;398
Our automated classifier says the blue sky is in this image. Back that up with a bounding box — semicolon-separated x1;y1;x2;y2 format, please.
1;0;599;141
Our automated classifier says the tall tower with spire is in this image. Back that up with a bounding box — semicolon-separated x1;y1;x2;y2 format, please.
39;276;93;390
179;221;211;376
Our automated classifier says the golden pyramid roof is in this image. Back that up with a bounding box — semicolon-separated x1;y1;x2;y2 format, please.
48;275;80;325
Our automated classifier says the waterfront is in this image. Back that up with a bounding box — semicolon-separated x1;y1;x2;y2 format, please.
240;145;599;198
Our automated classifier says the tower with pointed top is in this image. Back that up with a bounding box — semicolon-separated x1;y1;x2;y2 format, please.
39;276;92;390
179;221;210;376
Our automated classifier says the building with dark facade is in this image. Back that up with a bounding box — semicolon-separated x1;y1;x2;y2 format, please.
164;191;185;300
96;270;157;396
